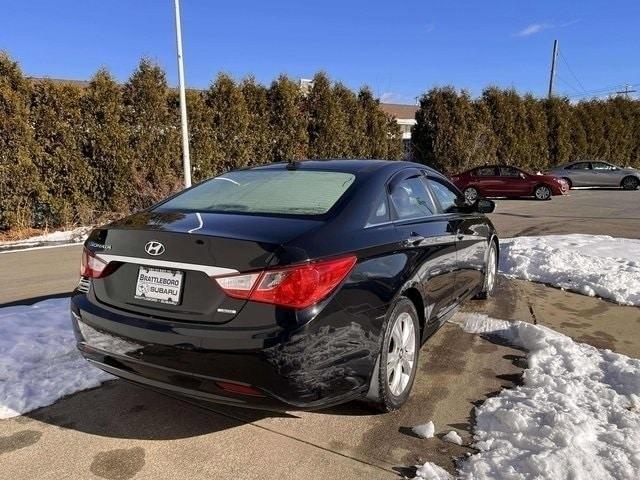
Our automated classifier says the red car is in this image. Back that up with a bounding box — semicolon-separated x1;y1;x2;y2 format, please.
450;165;569;202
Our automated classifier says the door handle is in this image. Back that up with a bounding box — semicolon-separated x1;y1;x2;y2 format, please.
404;233;425;247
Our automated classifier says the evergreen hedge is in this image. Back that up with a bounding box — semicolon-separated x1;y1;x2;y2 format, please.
412;86;640;174
0;55;403;230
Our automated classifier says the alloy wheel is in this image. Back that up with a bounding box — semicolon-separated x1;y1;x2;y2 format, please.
464;187;478;203
622;177;639;190
535;185;551;200
486;245;496;292
386;312;416;396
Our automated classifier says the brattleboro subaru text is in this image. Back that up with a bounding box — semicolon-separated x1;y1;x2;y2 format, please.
70;159;499;412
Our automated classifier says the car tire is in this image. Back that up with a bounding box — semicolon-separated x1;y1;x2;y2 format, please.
475;240;498;299
621;176;639;190
562;177;572;189
534;184;552;200
371;297;420;412
463;187;479;203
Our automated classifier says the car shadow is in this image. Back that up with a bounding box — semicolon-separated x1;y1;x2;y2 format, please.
24;379;295;441
0;292;71;308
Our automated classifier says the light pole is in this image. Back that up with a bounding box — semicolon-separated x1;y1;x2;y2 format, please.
173;0;192;188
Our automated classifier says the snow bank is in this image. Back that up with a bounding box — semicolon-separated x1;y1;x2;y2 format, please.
412;421;436;439
499;234;640;306
447;313;640;480
0;226;91;251
0;298;112;419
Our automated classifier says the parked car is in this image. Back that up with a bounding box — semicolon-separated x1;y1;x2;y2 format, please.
547;161;640;190
450;165;569;202
71;160;499;412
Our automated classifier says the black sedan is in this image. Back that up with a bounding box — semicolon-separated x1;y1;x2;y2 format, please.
71;160;498;412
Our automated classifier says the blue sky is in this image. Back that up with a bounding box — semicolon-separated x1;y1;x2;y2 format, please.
1;1;638;102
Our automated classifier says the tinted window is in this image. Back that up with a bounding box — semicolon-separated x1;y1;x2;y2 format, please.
427;179;461;213
475;167;497;177
389;176;436;220
499;166;521;177
567;162;590;170
367;191;390;226
157;170;355;216
592;162;615;171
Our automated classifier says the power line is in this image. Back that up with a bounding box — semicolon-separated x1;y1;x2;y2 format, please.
556;75;581;94
558;49;586;93
567;82;640;98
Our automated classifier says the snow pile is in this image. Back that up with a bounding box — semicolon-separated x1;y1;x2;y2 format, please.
0;298;112;419
499;234;640;306
448;313;640;480
412;421;436;439
442;430;463;445
414;462;454;480
0;226;91;251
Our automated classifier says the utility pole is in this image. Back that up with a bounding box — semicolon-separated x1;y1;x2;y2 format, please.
547;39;558;99
173;0;192;188
615;84;637;98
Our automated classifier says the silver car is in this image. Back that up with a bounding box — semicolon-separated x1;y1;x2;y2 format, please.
548;161;640;190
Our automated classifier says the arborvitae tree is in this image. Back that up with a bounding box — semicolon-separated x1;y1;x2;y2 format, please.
0;52;42;229
604;96;635;164
268;75;308;161
481;87;529;166
357;87;389;159
333;82;362;158
412;87;485;172
180;89;218;182
30;80;91;226
205;73;251;173
240;77;272;166
522;94;549;171
575;100;608;160
82;69;132;214
123;59;181;210
307;72;347;158
385;115;404;160
545;96;573;166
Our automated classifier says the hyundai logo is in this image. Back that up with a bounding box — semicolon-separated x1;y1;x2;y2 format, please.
144;241;165;256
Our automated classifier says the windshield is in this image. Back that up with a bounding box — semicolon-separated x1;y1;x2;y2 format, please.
156;169;356;216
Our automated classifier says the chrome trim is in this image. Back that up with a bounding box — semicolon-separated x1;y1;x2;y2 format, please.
94;253;239;277
77;276;91;293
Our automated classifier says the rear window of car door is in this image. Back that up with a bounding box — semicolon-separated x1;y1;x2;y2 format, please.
591;162;615;171
499;166;521;177
475;167;497;177
567;162;590;170
389;176;437;220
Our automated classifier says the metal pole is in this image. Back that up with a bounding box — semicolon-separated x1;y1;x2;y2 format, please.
173;0;192;188
548;39;558;99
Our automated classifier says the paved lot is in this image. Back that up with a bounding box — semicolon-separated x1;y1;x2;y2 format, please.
1;188;639;479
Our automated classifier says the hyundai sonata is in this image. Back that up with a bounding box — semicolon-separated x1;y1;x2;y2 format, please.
71;160;498;412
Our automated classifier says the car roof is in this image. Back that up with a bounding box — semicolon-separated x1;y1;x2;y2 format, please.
248;159;443;177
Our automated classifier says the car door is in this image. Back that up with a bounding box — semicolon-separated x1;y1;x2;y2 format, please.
474;166;501;196
498;166;531;196
425;176;488;301
591;162;621;187
388;169;458;323
564;162;592;186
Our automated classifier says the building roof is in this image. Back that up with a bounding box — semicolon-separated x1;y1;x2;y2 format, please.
379;103;418;120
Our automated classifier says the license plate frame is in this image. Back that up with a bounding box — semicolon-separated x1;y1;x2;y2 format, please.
134;266;184;306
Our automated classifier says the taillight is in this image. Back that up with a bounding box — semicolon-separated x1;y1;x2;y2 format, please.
80;247;109;278
214;256;357;309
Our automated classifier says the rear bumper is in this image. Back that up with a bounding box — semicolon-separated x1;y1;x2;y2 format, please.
70;291;382;411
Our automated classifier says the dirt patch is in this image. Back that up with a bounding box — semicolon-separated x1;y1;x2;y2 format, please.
90;447;145;480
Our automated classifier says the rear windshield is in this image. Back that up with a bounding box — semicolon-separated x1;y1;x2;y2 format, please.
157;170;356;216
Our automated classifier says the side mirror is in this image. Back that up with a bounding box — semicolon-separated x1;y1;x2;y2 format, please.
476;198;495;214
